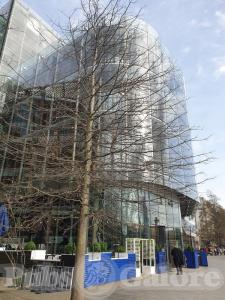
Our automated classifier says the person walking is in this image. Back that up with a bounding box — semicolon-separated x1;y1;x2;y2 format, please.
171;247;184;275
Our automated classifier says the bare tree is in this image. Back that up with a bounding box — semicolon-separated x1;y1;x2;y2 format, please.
0;0;210;298
199;192;225;247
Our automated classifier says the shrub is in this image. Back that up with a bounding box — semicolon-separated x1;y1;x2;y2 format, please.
64;242;75;254
155;244;162;252
185;246;194;252
91;242;101;252
116;245;126;253
100;242;108;252
24;241;36;251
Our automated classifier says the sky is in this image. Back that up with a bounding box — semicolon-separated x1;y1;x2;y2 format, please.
22;0;225;206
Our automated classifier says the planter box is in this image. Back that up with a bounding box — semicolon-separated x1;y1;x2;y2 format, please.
155;251;167;273
114;252;128;259
199;251;208;267
184;250;199;268
87;252;101;260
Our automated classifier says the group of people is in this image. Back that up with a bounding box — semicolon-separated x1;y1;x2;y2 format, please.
205;246;225;256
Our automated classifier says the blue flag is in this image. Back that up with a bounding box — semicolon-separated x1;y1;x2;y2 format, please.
0;204;9;236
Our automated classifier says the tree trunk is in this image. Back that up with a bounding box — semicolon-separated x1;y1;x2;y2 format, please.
92;197;100;244
70;119;93;300
70;47;97;300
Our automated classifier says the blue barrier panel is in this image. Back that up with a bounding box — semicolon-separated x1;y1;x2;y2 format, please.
84;253;136;288
199;251;208;267
156;251;167;273
184;250;199;268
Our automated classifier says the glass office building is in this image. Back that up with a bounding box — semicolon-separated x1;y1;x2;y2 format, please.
0;1;198;254
0;0;59;110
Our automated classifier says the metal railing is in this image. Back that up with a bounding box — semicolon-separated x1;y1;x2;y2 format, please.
28;265;74;293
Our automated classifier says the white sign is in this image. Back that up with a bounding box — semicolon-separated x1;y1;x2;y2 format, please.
31;250;46;260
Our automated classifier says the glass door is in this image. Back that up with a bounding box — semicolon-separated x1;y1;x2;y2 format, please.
126;238;156;275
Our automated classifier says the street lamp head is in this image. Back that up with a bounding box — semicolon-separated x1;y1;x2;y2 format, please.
154;217;159;225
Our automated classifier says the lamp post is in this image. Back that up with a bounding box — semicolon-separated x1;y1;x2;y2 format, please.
190;226;193;248
154;217;160;246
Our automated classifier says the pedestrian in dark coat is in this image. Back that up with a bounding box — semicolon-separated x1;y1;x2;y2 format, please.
171;247;184;275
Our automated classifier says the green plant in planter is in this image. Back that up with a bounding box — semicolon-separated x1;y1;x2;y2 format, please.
155;244;162;252
91;242;101;252
24;241;36;250
116;245;126;253
100;242;108;252
64;242;75;254
185;246;194;252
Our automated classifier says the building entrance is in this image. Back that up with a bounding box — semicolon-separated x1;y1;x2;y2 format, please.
126;238;155;276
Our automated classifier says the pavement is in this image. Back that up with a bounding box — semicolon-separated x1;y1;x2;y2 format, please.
0;256;225;300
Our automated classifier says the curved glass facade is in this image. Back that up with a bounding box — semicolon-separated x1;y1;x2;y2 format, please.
0;2;198;252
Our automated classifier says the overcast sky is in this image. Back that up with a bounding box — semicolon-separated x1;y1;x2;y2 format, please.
22;0;225;206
